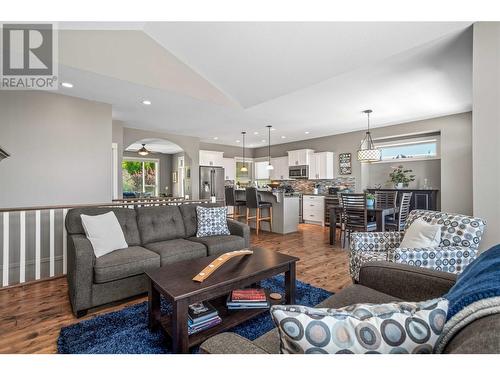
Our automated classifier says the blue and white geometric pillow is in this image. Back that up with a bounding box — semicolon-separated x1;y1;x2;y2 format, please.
196;206;231;237
271;298;449;354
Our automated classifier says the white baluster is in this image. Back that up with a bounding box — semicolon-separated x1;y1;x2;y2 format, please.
63;208;68;275
19;211;26;283
2;212;9;287
35;210;41;280
49;209;55;277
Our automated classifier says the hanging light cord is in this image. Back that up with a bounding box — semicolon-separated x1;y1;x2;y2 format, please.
268;127;271;164
242;132;246;163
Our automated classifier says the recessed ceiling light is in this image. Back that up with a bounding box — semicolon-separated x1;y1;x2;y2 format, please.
61;82;73;88
141;100;152;105
213;137;218;140
305;131;310;134
236;140;240;143
262;139;266;142
281;135;286;139
271;128;276;131
253;131;259;135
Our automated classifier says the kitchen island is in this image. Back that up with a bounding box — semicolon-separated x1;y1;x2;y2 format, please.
234;190;300;234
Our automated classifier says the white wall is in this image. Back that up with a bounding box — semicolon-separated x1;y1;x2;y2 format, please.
472;22;500;252
0;92;112;208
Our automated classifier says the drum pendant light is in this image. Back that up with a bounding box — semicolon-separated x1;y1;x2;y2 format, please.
357;110;381;162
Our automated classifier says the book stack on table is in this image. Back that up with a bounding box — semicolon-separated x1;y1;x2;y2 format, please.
227;288;270;310
188;302;221;335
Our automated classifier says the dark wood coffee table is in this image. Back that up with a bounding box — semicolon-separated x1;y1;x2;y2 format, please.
146;247;299;354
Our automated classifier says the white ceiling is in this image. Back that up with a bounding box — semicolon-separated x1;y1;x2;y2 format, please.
57;22;473;148
126;138;183;154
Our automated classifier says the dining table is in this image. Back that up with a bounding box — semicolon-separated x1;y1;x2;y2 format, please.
329;205;398;245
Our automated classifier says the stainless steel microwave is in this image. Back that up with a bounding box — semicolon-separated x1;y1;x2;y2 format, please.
289;165;309;179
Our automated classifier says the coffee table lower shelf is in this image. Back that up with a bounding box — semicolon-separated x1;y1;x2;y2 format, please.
159;291;283;348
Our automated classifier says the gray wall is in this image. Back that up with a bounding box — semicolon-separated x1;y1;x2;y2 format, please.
368;160;441;190
0;91;112;208
112;120;125;198
252;112;472;215
472;22;500;252
122;151;172;196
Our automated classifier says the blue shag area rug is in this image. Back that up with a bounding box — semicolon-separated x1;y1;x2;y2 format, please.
58;275;332;354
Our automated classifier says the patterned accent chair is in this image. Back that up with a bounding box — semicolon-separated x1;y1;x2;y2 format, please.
349;210;486;281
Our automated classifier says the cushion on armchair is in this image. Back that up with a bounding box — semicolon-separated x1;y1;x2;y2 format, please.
404;210;486;251
271;298;448;354
398;218;441;248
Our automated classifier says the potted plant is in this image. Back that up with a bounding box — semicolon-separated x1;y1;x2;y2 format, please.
388;165;415;189
366;193;375;207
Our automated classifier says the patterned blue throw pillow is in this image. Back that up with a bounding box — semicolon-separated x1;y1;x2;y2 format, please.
196;206;231;237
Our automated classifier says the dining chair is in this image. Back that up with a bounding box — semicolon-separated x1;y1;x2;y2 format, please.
225;186;246;219
385;192;412;231
375;190;398;221
341;193;377;248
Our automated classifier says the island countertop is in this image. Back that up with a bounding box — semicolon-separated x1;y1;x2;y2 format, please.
233;190;299;234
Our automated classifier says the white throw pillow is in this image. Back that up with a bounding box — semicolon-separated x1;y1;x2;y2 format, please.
399;218;441;249
80;212;128;258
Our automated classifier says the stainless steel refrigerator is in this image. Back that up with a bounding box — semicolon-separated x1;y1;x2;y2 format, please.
199;166;225;202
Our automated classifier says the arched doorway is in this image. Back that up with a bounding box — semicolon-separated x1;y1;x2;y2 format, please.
121;138;191;199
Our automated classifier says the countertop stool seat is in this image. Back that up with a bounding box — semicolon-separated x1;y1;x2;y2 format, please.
245;187;273;235
225;186;246;219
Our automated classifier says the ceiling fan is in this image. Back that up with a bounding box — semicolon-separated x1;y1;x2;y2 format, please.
137;143;150;156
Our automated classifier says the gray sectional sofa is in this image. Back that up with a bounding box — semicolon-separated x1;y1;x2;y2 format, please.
200;261;500;354
65;204;250;317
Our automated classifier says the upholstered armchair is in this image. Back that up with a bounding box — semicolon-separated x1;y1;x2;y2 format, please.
349;210;486;281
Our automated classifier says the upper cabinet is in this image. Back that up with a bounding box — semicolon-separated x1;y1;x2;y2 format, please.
222;157;236;181
254;160;270;180
199;150;224;167
287;149;315;166
270;156;289;180
309;152;335;179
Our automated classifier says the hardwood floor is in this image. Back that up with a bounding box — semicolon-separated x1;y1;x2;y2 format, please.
0;224;350;354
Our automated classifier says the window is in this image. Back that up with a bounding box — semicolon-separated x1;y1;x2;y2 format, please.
122;158;159;197
375;136;440;161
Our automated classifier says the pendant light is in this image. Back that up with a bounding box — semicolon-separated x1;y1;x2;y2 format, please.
266;125;274;170
138;143;149;156
240;131;248;172
357;109;381;162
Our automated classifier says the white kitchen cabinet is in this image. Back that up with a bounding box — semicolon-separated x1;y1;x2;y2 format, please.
254;160;270;180
309;152;334;179
287;149;315;166
222;157;236;181
270;156;289;180
302;195;325;226
199;150;224;167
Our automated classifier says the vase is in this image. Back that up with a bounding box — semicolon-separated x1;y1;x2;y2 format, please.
395;183;404;189
366;199;374;207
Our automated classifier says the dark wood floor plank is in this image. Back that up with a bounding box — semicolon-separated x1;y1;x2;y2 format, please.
0;224;350;354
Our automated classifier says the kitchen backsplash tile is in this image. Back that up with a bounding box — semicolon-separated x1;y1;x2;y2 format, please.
279;177;355;194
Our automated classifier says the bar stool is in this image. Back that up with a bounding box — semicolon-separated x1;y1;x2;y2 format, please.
225;186;246;219
245;187;272;235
